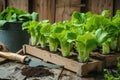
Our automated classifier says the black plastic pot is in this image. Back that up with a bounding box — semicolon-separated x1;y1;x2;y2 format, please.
0;22;29;52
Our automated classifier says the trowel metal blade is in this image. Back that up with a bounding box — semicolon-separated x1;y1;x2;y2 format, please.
28;60;62;68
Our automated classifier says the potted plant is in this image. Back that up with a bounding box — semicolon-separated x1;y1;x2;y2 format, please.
0;7;38;52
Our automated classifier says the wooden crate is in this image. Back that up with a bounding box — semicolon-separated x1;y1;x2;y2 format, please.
90;52;120;67
23;45;103;76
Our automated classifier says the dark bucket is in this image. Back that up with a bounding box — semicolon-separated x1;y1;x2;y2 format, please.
0;22;29;52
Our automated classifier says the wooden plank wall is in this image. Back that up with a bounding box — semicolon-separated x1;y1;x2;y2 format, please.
32;0;55;23
7;0;29;11
0;0;120;22
114;0;120;15
0;0;5;12
87;0;113;15
55;0;81;22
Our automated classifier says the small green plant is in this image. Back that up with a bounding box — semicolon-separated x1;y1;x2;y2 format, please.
22;21;40;45
104;57;120;80
0;7;38;27
22;20;52;48
75;32;97;62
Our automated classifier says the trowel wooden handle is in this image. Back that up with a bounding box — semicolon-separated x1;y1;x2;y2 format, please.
0;51;26;63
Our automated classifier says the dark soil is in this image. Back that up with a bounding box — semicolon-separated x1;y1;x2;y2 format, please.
21;66;54;78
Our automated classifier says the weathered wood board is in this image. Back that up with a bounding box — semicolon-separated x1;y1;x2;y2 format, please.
90;52;120;67
0;0;117;23
0;49;105;80
7;0;29;11
0;52;63;80
23;45;103;76
32;0;55;23
88;0;113;15
0;0;5;12
0;55;104;80
0;57;6;63
0;42;9;63
114;0;120;15
55;0;81;22
59;69;104;80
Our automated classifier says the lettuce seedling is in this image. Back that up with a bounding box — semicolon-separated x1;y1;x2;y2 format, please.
71;11;89;25
22;21;40;45
76;32;97;63
48;23;63;51
49;37;59;52
58;31;77;57
102;42;110;54
101;10;111;18
112;11;120;51
22;20;51;48
39;20;52;48
51;21;77;56
95;28;111;54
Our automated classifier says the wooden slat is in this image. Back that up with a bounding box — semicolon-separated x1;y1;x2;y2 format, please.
0;0;5;12
32;0;55;23
7;0;28;11
60;69;95;80
114;0;120;15
55;0;81;22
0;57;6;63
90;52;120;67
88;0;113;15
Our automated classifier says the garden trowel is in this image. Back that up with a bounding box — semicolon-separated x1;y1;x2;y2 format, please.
0;51;62;68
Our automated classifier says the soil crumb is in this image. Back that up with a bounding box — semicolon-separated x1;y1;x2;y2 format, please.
21;66;54;78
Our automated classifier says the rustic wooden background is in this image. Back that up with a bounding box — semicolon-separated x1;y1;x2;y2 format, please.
0;0;120;23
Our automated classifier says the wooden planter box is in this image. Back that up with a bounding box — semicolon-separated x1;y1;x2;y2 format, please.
90;52;120;67
23;45;103;76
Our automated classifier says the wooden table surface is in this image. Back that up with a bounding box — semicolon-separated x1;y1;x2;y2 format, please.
0;55;104;80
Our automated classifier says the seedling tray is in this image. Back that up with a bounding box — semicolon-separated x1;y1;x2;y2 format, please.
23;45;103;76
90;52;120;67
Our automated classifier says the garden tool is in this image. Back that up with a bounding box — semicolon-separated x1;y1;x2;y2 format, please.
0;51;62;68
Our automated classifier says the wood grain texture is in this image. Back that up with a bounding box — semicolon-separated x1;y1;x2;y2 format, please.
0;57;6;63
90;52;120;67
7;0;28;11
33;0;55;23
59;69;96;80
55;0;81;22
114;0;120;15
88;0;113;15
23;45;103;76
0;0;5;12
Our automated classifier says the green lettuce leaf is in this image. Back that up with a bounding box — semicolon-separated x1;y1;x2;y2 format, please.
76;32;97;62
